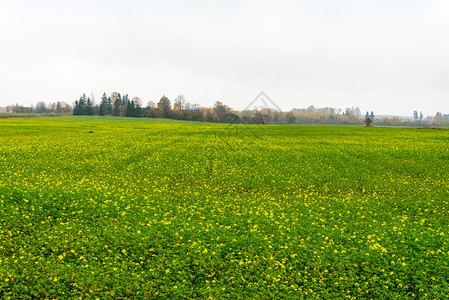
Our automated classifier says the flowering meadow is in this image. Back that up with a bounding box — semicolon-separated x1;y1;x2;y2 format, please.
0;116;448;298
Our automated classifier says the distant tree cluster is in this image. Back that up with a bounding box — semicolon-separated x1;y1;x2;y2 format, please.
286;106;364;125
373;111;449;126
292;105;342;115
81;93;240;123
6;101;72;114
365;111;375;120
98;93;113;116
107;92;143;117
413;110;424;121
73;94;94;115
432;111;449;125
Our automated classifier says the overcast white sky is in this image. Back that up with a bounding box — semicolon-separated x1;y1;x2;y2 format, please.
1;0;448;115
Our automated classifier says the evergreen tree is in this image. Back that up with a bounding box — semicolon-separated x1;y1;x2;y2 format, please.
122;94;129;107
86;98;94;115
99;92;108;116
101;93;107;105
79;94;87;115
73;93;95;116
131;100;136;117
113;97;121;116
73;100;81;115
135;103;142;118
99;104;105;116
125;100;133;117
106;97;113;114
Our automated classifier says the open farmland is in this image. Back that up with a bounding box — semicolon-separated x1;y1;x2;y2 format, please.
0;116;448;298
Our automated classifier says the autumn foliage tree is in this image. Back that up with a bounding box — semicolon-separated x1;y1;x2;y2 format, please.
157;96;172;118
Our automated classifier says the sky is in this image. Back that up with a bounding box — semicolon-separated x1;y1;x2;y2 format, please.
1;0;448;116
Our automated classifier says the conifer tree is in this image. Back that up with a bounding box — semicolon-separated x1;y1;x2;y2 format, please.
86;98;94;115
106;97;113;114
73;100;80;115
131;100;136;117
125;100;133;117
135;102;142;118
123;94;129;107
99;104;105;116
113;97;121;116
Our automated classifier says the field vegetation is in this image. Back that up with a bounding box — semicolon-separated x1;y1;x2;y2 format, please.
0;116;448;298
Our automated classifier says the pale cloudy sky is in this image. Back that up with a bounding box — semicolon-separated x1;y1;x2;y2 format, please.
1;0;448;116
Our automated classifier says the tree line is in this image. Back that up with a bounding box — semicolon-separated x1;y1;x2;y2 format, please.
5;93;448;126
72;92;370;125
5;101;72;114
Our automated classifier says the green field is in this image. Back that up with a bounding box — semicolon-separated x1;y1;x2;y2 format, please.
0;117;448;298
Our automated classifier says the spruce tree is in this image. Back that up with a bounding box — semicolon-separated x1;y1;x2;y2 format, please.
106;97;112;114
86;97;94;115
100;93;108;111
99;104;105;116
123;94;129;107
73;100;80;115
113;98;121;116
135;106;142;118
125;100;132;117
131;100;136;117
135;102;141;118
79;94;87;115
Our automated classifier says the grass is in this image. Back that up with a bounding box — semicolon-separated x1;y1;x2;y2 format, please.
0;116;448;298
0;113;70;119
